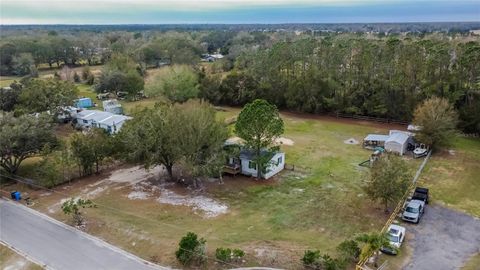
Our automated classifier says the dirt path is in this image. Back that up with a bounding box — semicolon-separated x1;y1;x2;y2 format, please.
402;204;480;270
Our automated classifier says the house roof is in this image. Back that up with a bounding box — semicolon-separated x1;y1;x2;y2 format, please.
386;132;410;144
98;114;132;126
75;109;131;126
364;134;389;142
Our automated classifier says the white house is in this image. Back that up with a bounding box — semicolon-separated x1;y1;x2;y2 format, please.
384;130;414;155
73;109;131;134
94;114;132;134
225;149;285;179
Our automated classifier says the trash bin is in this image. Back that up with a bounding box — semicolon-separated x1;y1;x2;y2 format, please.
10;191;21;201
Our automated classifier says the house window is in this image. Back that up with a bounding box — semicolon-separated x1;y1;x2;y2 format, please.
248;161;256;170
277;157;282;166
83;119;88;124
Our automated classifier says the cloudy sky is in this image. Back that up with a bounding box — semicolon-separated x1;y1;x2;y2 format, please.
1;0;479;24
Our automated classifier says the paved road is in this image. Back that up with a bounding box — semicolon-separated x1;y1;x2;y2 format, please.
403;204;480;270
0;199;168;270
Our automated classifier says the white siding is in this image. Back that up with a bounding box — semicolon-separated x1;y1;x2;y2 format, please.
239;152;285;179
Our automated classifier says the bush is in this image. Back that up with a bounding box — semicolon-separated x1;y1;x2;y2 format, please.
82;66;91;80
232;248;245;259
336;240;360;263
215;247;231;262
301;250;346;270
86;73;95;85
215;247;245;264
175;232;206;266
73;72;80;82
302;250;321;268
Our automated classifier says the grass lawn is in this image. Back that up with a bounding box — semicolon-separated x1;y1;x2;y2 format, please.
462;253;480;270
0;245;43;270
120;98;159;114
419;137;480;217
0;76;19;87
17;108;408;269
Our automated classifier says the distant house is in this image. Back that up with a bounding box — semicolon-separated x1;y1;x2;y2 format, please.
75;97;93;108
201;53;224;62
224;144;285;179
102;99;123;115
73;109;131;134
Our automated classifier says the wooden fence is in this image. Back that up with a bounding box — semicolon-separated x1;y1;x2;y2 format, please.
328;112;409;125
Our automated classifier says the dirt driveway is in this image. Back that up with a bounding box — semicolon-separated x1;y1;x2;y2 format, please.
402;204;480;270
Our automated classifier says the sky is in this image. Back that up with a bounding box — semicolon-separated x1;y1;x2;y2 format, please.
1;0;479;24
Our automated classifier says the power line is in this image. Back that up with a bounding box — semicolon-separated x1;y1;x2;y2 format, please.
0;172;315;269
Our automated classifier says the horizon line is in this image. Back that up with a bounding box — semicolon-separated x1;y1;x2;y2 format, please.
2;21;480;26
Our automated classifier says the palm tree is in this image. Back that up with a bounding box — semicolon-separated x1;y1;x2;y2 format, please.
355;232;390;267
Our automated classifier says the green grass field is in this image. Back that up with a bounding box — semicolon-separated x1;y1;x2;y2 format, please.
419;137;480;217
23;109;403;269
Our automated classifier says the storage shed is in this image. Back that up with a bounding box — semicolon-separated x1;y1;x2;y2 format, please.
103;99;123;115
385;131;412;155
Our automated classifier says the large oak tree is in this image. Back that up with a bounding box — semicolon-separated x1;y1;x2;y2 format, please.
0;112;57;174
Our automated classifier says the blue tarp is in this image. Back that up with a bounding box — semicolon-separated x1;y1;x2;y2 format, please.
75;98;93;108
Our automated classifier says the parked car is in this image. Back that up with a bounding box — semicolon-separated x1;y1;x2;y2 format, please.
381;224;406;255
402;199;425;224
412;187;429;204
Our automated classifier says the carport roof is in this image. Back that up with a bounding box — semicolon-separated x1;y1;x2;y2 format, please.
364;134;389;142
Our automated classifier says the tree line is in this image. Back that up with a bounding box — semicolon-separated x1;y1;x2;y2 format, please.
2;30;478;133
199;36;480;133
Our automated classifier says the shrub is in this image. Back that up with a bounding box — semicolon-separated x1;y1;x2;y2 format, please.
336;240;360;263
215;247;246;264
301;250;346;270
215;247;231;262
232;248;245;259
175;232;206;266
73;72;80;82
302;250;321;268
86;73;95;85
82;66;91;80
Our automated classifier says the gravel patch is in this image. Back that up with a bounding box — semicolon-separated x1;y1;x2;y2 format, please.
127;191;150;200
107;165;163;185
157;189;228;218
402;204;480;270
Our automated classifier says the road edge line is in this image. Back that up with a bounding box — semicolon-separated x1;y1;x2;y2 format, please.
1;198;171;270
1;240;53;270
